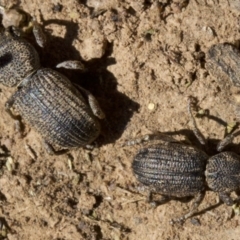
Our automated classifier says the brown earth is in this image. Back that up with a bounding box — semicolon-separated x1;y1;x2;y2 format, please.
0;0;240;239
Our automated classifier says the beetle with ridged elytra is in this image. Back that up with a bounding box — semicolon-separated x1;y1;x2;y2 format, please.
0;17;105;154
124;97;240;224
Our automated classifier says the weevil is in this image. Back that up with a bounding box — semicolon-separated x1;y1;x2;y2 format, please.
206;43;240;87
206;43;240;128
0;12;104;154
124;97;240;224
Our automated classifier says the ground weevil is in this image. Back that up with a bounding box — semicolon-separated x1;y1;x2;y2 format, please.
0;12;105;154
206;43;240;87
124;97;240;224
206;43;240;122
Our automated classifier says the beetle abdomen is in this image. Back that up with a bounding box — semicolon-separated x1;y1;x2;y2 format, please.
14;68;100;148
133;143;207;197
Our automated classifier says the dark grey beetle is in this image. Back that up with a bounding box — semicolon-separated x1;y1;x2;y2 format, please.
206;43;240;121
124;97;240;224
0;25;104;153
206;43;240;87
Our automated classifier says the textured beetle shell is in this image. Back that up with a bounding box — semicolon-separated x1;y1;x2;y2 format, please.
206;152;240;192
12;68;101;148
132;143;208;197
0;30;40;87
206;43;240;87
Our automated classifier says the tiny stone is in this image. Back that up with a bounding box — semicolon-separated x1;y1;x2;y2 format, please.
6;157;14;172
226;122;237;134
191;218;201;226
234;93;240;103
24;144;36;159
52;3;63;13
148;103;155;111
232;203;240;215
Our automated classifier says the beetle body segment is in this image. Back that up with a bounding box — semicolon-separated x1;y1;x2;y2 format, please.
206;152;240;193
0;30;40;87
12;68;101;148
132;143;208;197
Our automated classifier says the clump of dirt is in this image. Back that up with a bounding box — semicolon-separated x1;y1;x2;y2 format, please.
0;0;240;239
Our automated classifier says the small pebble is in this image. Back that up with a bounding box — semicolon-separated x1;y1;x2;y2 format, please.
148;103;155;111
191;218;201;226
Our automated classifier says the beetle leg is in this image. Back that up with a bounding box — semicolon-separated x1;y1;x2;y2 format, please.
42;140;55;155
219;192;240;215
11;26;22;37
75;85;105;119
187;96;206;145
87;92;105;119
85;141;98;150
217;134;235;151
56;60;86;71
218;192;234;206
5;92;23;136
217;128;240;151
5;93;17;119
170;191;205;224
42;140;69;155
147;191;170;207
31;17;46;48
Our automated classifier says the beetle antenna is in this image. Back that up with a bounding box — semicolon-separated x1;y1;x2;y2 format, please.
187;96;206;145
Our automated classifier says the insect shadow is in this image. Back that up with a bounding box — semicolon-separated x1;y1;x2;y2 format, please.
35;16;140;146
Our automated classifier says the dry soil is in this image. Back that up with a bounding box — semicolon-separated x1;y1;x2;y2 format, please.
0;0;240;239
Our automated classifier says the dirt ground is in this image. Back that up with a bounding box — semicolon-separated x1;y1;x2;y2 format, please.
0;0;240;239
